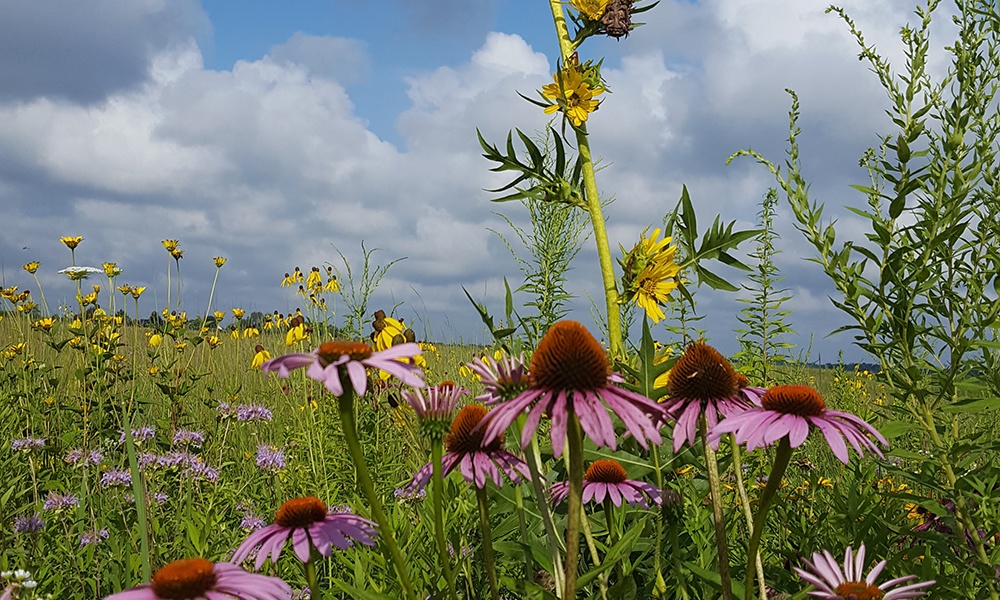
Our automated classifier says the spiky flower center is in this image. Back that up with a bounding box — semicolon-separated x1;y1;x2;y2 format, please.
735;373;750;389
445;405;501;454
317;341;372;366
530;320;609;392
275;496;328;528
667;342;738;400
761;385;826;417
150;558;217;599
833;581;884;600
585;459;628;483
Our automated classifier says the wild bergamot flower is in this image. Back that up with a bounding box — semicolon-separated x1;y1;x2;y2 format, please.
541;66;604;127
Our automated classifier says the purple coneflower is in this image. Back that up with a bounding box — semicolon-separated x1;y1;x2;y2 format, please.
794;544;934;599
405;404;530;493
708;384;887;464
658;342;756;452
401;381;466;439
231;496;377;570
262;340;425;397
255;444;286;473
104;558;293;600
482;320;667;456
550;459;662;509
43;492;80;512
466;352;530;405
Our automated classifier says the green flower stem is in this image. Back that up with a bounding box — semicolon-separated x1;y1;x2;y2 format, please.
304;556;321;600
201;266;222;332
730;437;766;600
667;517;690;600
547;0;623;358
650;445;665;589
699;415;733;600
527;435;565;596
431;439;459;600
514;476;533;582
336;390;416;600
579;503;610;600
564;415;585;598
475;485;501;600
601;497;623;585
743;437;792;600
123;417;151;582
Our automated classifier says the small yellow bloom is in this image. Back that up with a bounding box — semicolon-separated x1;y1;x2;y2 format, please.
61;236;84;249
541;66;604;127
81;292;99;306
174;342;187;352
117;284;132;295
324;276;339;293
815;477;834;489
213;256;227;268
232;308;245;319
148;333;163;347
130;286;146;300
103;262;122;278
32;317;56;331
570;0;610;21
243;327;260;339
17;302;37;313
23;261;40;274
213;311;225;321
673;465;694;476
251;345;271;369
170;248;185;260
459;364;478;380
285;323;309;346
162;239;179;252
206;335;221;349
230;329;240;340
148;366;160;375
68;336;84;348
306;267;323;292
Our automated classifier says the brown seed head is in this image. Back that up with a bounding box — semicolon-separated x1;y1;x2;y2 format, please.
667;342;738;400
151;558;217;599
317;340;372;366
761;385;826;417
585;459;628;483
445;404;501;454
530;320;609;392
834;582;884;600
275;496;328;528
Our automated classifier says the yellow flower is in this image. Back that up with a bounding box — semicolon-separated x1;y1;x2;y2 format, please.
32;317;56;331
570;0;610;21
23;261;40;274
621;229;681;323
674;465;694;476
17;302;37;313
175;342;187;352
103;262;122;277
306;267;323;292
815;477;834;489
148;333;163;347
213;256;227;268
459;364;478;381
541;66;604;127
130;286;146;300
230;328;240;339
117;284;132;295
170;248;185;260
633;260;681;323
324;276;339;293
285;323;309;346
251;345;271;369
68;336;84;348
373;315;406;351
654;346;673;389
148;366;160;375
2;342;26;360
81;292;99;306
243;327;260;339
61;236;83;249
206;335;221;349
232;308;245;319
213;311;225;321
161;239;179;252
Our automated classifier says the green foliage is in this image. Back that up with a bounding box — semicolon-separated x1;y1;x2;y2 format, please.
330;240;406;339
731;1;1000;594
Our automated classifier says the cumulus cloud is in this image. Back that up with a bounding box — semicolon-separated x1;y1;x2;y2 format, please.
0;0;959;359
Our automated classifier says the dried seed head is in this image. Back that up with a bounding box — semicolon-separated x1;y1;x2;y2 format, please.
602;0;634;39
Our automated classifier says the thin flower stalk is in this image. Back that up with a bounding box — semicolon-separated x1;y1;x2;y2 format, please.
700;415;734;600
305;557;320;599
563;415;585;599
122;415;152;582
475;485;501;600
731;437;766;600
743;437;793;600
337;389;416;600
547;0;623;358
527;434;565;596
431;439;460;600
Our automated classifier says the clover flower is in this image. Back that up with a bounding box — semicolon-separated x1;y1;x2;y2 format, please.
231;497;377;570
482;320;667;457
404;404;530;493
262;340;424;397
794;544;933;599
104;558;293;600
708;384;887;464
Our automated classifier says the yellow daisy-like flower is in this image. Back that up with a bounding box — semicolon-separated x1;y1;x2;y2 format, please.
162;239;179;252
633;260;681;323
541;66;604;127
170;248;185;260
23;261;40;274
571;0;611;21
251;345;271;369
61;236;83;249
148;333;163;348
232;308;245;319
213;311;225;321
285;323;309;346
324;276;339;293
206;335;222;349
80;292;99;306
148;366;160;375
306;267;323;292
213;256;227;268
130;286;146;299
32;317;56;332
103;262;122;277
373;315;406;352
230;328;240;340
117;284;132;296
242;327;260;339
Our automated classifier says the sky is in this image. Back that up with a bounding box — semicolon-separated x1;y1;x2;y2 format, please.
0;0;955;362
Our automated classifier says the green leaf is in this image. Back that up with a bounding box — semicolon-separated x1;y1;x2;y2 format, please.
331;581;396;600
878;420;920;439
941;397;1000;413
685;561;745;598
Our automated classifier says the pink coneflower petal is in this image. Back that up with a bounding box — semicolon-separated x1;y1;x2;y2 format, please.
549;459;661;510
793;544;933;599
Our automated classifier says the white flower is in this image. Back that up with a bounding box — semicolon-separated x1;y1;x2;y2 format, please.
57;266;103;281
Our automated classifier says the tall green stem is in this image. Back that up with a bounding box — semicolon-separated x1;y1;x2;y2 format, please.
731;438;766;600
650;445;665;592
304;556;321;600
564;415;585;598
743;437;792;600
527;435;565;596
431;440;459;600
337;390;416;600
699;415;733;600
475;485;501;600
123;416;151;581
546;0;623;357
